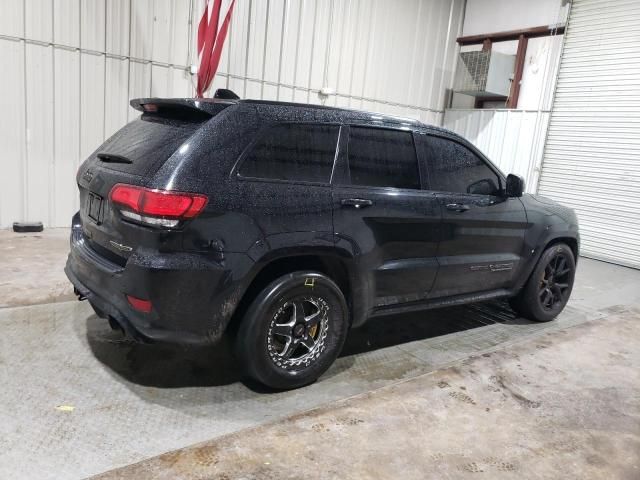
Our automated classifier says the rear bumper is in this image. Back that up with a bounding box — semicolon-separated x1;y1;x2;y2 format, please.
64;214;253;346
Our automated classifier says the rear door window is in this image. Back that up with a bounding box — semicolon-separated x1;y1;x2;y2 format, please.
346;127;420;190
421;135;500;195
239;123;339;183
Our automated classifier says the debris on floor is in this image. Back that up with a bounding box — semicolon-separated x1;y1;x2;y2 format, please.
55;405;75;412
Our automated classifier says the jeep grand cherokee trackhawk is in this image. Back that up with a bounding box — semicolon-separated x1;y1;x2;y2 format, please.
65;91;579;389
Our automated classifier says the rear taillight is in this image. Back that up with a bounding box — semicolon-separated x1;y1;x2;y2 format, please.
126;295;152;313
110;184;208;228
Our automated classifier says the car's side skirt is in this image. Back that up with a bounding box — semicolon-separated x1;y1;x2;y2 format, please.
368;288;513;319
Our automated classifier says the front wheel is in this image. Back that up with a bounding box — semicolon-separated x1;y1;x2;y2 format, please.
510;243;576;322
235;271;349;390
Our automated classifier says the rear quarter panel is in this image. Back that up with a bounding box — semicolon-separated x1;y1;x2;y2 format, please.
159;103;336;256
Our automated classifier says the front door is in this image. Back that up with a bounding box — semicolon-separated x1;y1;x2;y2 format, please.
332;126;441;312
417;133;527;298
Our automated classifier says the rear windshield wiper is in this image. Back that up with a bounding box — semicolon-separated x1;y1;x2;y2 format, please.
97;153;133;164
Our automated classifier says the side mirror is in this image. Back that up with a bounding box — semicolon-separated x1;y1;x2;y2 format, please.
505;174;525;198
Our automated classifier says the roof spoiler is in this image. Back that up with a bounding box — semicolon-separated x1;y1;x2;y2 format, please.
213;88;240;100
130;89;241;116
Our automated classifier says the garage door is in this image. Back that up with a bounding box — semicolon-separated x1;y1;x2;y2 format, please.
538;0;640;269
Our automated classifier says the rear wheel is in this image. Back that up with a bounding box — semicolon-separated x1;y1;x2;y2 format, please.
235;271;349;390
510;243;576;322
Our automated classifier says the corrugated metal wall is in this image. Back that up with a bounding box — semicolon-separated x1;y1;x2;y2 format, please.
442;109;550;192
538;0;640;269
0;0;465;228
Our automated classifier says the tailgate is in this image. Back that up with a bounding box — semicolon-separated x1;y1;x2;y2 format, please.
75;99;222;263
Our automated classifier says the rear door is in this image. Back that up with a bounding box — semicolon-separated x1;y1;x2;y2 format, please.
332;126;441;309
417;133;527;298
234;122;338;251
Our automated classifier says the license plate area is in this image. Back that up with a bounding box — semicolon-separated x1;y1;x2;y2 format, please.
87;192;104;224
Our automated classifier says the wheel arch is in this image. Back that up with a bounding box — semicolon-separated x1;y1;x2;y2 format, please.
544;236;579;263
226;250;359;335
514;233;579;295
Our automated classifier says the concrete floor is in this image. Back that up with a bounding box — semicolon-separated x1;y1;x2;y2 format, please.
0;228;639;479
0;228;74;307
96;308;640;480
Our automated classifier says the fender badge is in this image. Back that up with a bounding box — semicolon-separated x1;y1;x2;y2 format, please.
109;240;133;252
490;263;513;272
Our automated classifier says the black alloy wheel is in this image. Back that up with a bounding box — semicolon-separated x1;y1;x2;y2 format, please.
538;251;572;311
509;242;576;322
235;271;349;390
267;295;330;370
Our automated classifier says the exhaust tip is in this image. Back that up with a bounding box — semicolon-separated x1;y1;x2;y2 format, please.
73;287;87;301
108;316;124;333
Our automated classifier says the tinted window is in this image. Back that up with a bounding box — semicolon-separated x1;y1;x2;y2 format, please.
239;123;339;182
96;114;205;176
422;135;500;195
347;127;420;189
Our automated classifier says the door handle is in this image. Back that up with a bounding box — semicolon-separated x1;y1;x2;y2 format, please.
341;198;373;209
446;203;470;212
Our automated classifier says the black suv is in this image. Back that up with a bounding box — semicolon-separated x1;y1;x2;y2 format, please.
66;93;579;389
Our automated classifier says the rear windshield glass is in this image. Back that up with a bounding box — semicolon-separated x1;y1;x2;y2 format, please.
95;113;205;176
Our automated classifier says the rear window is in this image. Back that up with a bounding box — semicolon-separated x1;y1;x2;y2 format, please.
95;113;205;175
346;127;420;190
239;123;339;183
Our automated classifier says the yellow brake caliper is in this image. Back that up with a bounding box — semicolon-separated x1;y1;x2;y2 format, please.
308;323;318;338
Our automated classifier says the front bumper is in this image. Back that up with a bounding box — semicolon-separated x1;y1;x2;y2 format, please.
64;217;252;345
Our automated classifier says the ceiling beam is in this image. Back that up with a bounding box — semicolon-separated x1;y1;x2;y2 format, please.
457;24;565;45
